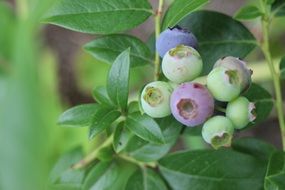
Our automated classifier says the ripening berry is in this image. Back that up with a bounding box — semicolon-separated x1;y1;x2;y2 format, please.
156;26;198;57
214;56;252;92
140;81;172;118
170;82;214;127
226;96;256;129
207;67;242;102
162;45;203;83
202;116;234;149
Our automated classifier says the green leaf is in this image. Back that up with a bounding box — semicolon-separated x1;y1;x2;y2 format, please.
265;0;276;4
58;104;100;127
272;0;285;17
126;116;182;162
279;57;285;79
89;106;121;139
92;86;114;107
128;101;141;114
113;122;132;153
243;83;274;127
83;160;137;190
125;168;168;190
97;146;114;162
162;0;209;30
264;151;285;190
179;10;257;74
43;0;153;34
107;48;130;110
126;112;165;144
159;148;266;190
85;34;152;67
235;6;263;20
48;147;86;189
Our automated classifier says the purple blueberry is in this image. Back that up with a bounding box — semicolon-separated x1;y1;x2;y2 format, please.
156;26;198;57
170;82;214;127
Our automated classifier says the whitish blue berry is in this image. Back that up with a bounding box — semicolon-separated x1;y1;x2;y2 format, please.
170;82;214;127
207;67;241;102
162;45;203;83
156;26;198;57
202;116;234;149
140;81;172;118
214;56;252;92
226;96;256;129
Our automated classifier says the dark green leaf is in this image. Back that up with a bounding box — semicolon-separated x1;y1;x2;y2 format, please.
126;112;165;144
243;83;274;127
89;107;121;139
159;149;266;190
179;10;257;74
272;0;285;17
85;34;152;67
113;122;132;153
97;146;114;161
43;0;153;34
125;168;167;190
265;0;276;4
264;151;285;190
232;137;276;162
162;0;209;30
126;116;182;162
92;86;114;107
58;104;100;127
48;147;85;189
235;6;263;20
279;57;285;79
107;48;130;110
83;160;137;190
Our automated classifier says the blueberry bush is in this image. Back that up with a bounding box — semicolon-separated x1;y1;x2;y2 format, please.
43;0;285;189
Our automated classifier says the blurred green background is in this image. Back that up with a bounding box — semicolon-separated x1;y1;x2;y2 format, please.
0;0;285;189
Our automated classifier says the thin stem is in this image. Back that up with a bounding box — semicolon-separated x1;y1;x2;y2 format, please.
215;106;226;113
119;154;157;168
154;0;164;80
72;135;113;169
260;1;285;150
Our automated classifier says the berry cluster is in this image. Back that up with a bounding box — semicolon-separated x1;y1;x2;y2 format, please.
140;26;256;149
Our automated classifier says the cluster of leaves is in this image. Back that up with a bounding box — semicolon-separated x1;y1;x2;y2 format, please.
43;0;285;189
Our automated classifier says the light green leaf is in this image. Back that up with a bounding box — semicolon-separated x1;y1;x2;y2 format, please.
58;104;100;127
92;86;114;107
264;151;285;190
162;0;209;30
113;121;132;153
235;6;263;20
83;160;137;190
126;112;165;144
125;168;168;190
179;10;257;74
89;107;121;139
43;0;153;34
279;56;285;79
107;48;130;111
243;83;274;127
126;116;182;162
159;148;266;190
85;34;152;67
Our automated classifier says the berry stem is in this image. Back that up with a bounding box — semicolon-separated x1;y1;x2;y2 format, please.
72;134;113;169
260;0;285;150
154;0;164;80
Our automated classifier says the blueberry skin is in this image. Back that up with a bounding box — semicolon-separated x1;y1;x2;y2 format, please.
140;81;173;118
162;45;203;83
214;56;252;92
207;67;242;102
226;96;256;129
170;82;214;127
202;116;234;149
156;27;198;57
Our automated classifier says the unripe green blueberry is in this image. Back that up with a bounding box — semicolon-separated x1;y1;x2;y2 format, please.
140;81;172;118
226;96;256;129
214;56;252;92
207;67;242;102
162;45;202;83
202;116;234;149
